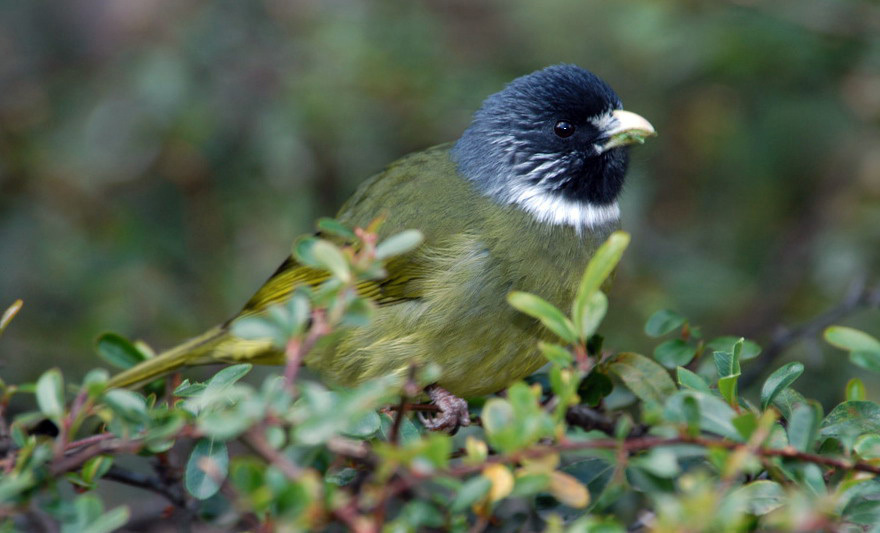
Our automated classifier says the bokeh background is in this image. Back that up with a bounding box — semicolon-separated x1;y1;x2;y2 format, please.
2;0;880;405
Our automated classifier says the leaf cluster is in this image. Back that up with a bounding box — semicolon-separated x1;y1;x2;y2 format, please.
1;225;880;532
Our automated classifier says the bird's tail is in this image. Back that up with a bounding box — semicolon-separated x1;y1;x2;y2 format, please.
107;326;229;389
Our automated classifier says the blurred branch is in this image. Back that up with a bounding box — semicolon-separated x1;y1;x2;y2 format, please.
104;465;186;508
741;280;880;387
728;0;880;38
565;405;648;438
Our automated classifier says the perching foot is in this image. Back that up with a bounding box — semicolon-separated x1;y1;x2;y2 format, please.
418;385;471;433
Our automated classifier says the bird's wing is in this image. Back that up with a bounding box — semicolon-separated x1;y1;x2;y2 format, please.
240;145;464;318
238;248;423;317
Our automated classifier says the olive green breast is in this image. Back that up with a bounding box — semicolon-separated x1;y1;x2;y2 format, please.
307;145;617;397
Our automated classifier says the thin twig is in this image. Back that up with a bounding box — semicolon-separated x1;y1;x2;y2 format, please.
104;465;186;507
283;309;329;391
742;281;880;387
565;405;648;437
243;426;303;479
389;365;418;445
49;438;142;476
384;433;880;503
65;432;115;451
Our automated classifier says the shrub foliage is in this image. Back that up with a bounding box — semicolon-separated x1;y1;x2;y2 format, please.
2;222;880;532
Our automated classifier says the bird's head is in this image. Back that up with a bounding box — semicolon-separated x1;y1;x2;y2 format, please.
452;64;655;230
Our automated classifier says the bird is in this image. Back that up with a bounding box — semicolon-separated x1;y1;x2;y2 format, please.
107;64;655;430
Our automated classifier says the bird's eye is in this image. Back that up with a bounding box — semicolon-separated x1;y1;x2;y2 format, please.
554;120;575;138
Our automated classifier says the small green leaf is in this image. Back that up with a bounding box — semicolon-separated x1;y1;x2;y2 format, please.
538;342;573;367
572;232;629;337
633;448;680;478
760;362;804;410
292;236;320;266
772;388;809;420
343;410;381;438
451;475;492;512
96;333;149;370
81;455;113;484
664;391;740;440
609;353;676;405
317;217;356;239
573;291;608;340
35;368;64;419
822;401;880;438
713;343;741;378
850;351;880;374
854;434;880;459
482;398;515;437
375;230;424;260
718;374;739;408
185;438;229;500
732;480;785;515
824;326;880;353
847;378;867;401
653;339;697;368
732;412;758;440
79;502;130;533
206;364;252;388
0;299;23;337
788;402;821;452
682;395;701;436
230;316;286;347
676;367;711;393
841;481;880;525
102;389;148;422
707;336;762;361
644;309;686;338
174;380;206;397
508;292;577;344
285;292;311;333
311;240;351;282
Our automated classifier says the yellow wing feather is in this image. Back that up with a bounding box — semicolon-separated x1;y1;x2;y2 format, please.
238;251;423;319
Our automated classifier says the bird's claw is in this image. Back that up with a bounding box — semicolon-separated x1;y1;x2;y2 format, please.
418;385;470;433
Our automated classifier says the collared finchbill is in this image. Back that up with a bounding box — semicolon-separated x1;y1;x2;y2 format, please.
600;109;656;152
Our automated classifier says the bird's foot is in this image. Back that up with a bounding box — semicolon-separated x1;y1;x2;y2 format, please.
418;385;470;433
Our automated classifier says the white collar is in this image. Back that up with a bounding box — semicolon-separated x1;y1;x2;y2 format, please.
509;186;620;231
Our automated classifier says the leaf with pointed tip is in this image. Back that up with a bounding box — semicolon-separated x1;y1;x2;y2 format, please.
508;292;577;344
644;309;686;338
572;231;629;339
676;367;711;394
376;230;424;260
317;217;356;239
760;362;804;410
96;333;150;370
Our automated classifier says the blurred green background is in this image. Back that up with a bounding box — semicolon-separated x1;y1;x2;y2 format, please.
2;0;879;404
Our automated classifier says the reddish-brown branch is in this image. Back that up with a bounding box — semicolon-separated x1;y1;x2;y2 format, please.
283;309;329;391
50;438;142;476
380;433;880;507
243;426;303;479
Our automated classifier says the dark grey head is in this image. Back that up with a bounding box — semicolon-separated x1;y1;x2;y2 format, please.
451;64;654;230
